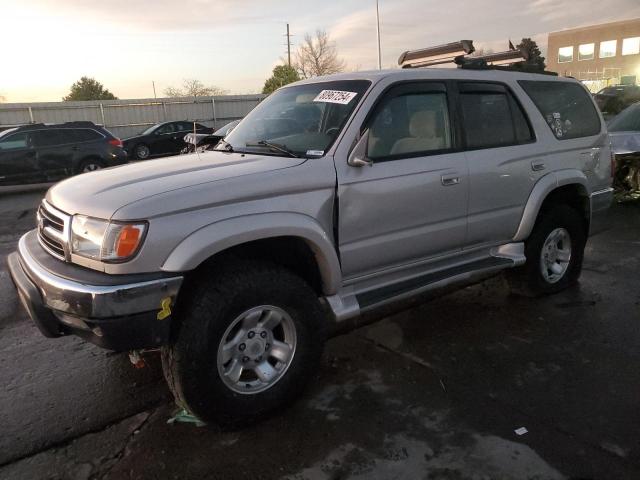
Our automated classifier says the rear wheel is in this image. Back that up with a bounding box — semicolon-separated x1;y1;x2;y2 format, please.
508;205;586;296
161;259;327;427
134;143;150;160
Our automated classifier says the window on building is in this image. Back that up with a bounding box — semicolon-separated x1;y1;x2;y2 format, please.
578;43;595;61
599;40;617;58
622;37;640;56
558;46;573;63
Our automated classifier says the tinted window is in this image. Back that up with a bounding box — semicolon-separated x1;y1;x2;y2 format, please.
156;123;175;134
175;122;193;132
71;129;103;142
459;86;533;149
0;132;30;150
519;80;601;140
33;130;65;147
367;88;451;160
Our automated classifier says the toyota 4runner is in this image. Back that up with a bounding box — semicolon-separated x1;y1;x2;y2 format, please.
9;56;613;425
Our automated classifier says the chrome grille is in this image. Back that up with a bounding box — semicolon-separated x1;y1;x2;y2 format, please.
37;201;70;261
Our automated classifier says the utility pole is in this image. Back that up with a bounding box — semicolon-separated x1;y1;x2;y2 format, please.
152;81;157;99
285;23;292;66
376;0;382;70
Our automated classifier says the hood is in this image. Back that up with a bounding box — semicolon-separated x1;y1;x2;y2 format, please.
47;151;306;219
609;131;640;156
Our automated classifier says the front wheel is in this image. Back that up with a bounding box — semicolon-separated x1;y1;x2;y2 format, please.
507;205;586;296
161;259;327;426
78;159;104;173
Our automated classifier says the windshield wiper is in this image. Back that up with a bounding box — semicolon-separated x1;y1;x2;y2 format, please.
246;140;300;158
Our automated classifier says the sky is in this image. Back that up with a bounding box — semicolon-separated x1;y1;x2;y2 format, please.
1;0;639;103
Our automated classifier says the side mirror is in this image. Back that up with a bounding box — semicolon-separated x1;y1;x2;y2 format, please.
347;129;373;167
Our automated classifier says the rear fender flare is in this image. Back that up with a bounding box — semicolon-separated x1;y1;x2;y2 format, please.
513;170;590;241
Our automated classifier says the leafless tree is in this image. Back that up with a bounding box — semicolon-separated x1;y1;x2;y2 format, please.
295;30;346;79
164;79;228;98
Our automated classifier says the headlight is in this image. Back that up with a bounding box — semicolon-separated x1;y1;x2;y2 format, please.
71;215;147;262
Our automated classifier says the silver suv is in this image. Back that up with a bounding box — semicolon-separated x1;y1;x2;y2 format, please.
9;65;613;425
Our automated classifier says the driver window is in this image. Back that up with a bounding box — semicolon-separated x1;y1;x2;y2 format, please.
157;123;175;134
367;90;451;160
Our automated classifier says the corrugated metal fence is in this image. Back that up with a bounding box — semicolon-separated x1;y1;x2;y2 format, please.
0;95;266;139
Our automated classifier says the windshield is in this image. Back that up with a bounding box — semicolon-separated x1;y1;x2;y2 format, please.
217;80;370;157
0;128;18;139
608;102;640;132
141;124;159;136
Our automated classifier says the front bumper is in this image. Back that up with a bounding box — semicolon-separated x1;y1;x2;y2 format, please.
8;231;183;351
589;187;614;236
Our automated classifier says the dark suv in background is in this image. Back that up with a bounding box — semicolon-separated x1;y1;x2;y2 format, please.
0;122;127;188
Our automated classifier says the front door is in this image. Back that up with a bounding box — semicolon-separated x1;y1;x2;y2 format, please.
0;131;41;186
336;82;468;279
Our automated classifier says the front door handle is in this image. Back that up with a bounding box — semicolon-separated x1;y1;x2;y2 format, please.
441;174;460;186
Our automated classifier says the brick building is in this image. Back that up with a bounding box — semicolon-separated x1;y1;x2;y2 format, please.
547;18;640;92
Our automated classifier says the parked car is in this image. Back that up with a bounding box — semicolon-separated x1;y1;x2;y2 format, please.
181;120;240;154
123;121;213;160
0;121;127;188
9;65;612;427
593;84;640;117
608;101;640;196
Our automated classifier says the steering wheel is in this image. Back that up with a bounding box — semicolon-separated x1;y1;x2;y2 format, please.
326;127;340;137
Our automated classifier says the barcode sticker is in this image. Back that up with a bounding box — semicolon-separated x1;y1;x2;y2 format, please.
313;90;358;105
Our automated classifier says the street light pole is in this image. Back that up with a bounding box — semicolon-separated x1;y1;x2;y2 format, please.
376;0;382;70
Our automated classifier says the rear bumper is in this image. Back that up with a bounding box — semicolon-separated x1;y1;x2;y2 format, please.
589;187;614;236
8;232;183;351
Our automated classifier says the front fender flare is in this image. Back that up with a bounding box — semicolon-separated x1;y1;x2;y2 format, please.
513;170;590;242
161;213;342;295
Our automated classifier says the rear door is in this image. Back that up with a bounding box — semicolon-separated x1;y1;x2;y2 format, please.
0;131;41;185
32;129;75;181
457;81;539;248
336;81;469;278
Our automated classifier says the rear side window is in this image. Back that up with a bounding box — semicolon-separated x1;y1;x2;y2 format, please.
71;129;103;142
458;83;533;149
519;80;601;140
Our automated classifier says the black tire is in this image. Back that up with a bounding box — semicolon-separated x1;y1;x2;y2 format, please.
134;143;150;160
77;158;104;174
507;204;586;297
161;259;327;427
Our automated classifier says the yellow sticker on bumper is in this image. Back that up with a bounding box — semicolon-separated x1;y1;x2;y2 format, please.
157;297;172;320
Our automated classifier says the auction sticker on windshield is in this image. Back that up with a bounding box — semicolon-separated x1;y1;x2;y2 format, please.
314;90;358;105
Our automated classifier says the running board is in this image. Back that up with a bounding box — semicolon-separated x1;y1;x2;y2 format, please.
325;243;525;322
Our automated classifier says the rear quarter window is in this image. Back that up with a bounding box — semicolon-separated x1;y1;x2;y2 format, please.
519;80;601;140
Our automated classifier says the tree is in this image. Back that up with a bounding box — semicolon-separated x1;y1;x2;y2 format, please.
516;38;546;72
163;79;228;98
262;64;301;95
63;77;117;101
295;30;346;79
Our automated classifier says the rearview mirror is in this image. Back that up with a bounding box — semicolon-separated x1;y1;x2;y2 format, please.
347;129;373;167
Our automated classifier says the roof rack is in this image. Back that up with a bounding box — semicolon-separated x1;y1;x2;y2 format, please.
398;40;475;68
398;40;558;75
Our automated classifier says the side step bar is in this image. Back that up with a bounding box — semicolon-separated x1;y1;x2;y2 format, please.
325;243;525;322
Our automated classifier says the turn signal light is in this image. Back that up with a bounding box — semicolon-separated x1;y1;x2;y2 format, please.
115;225;142;258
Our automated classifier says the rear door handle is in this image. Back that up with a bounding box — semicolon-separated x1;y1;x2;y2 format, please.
531;161;545;171
441;174;460;186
